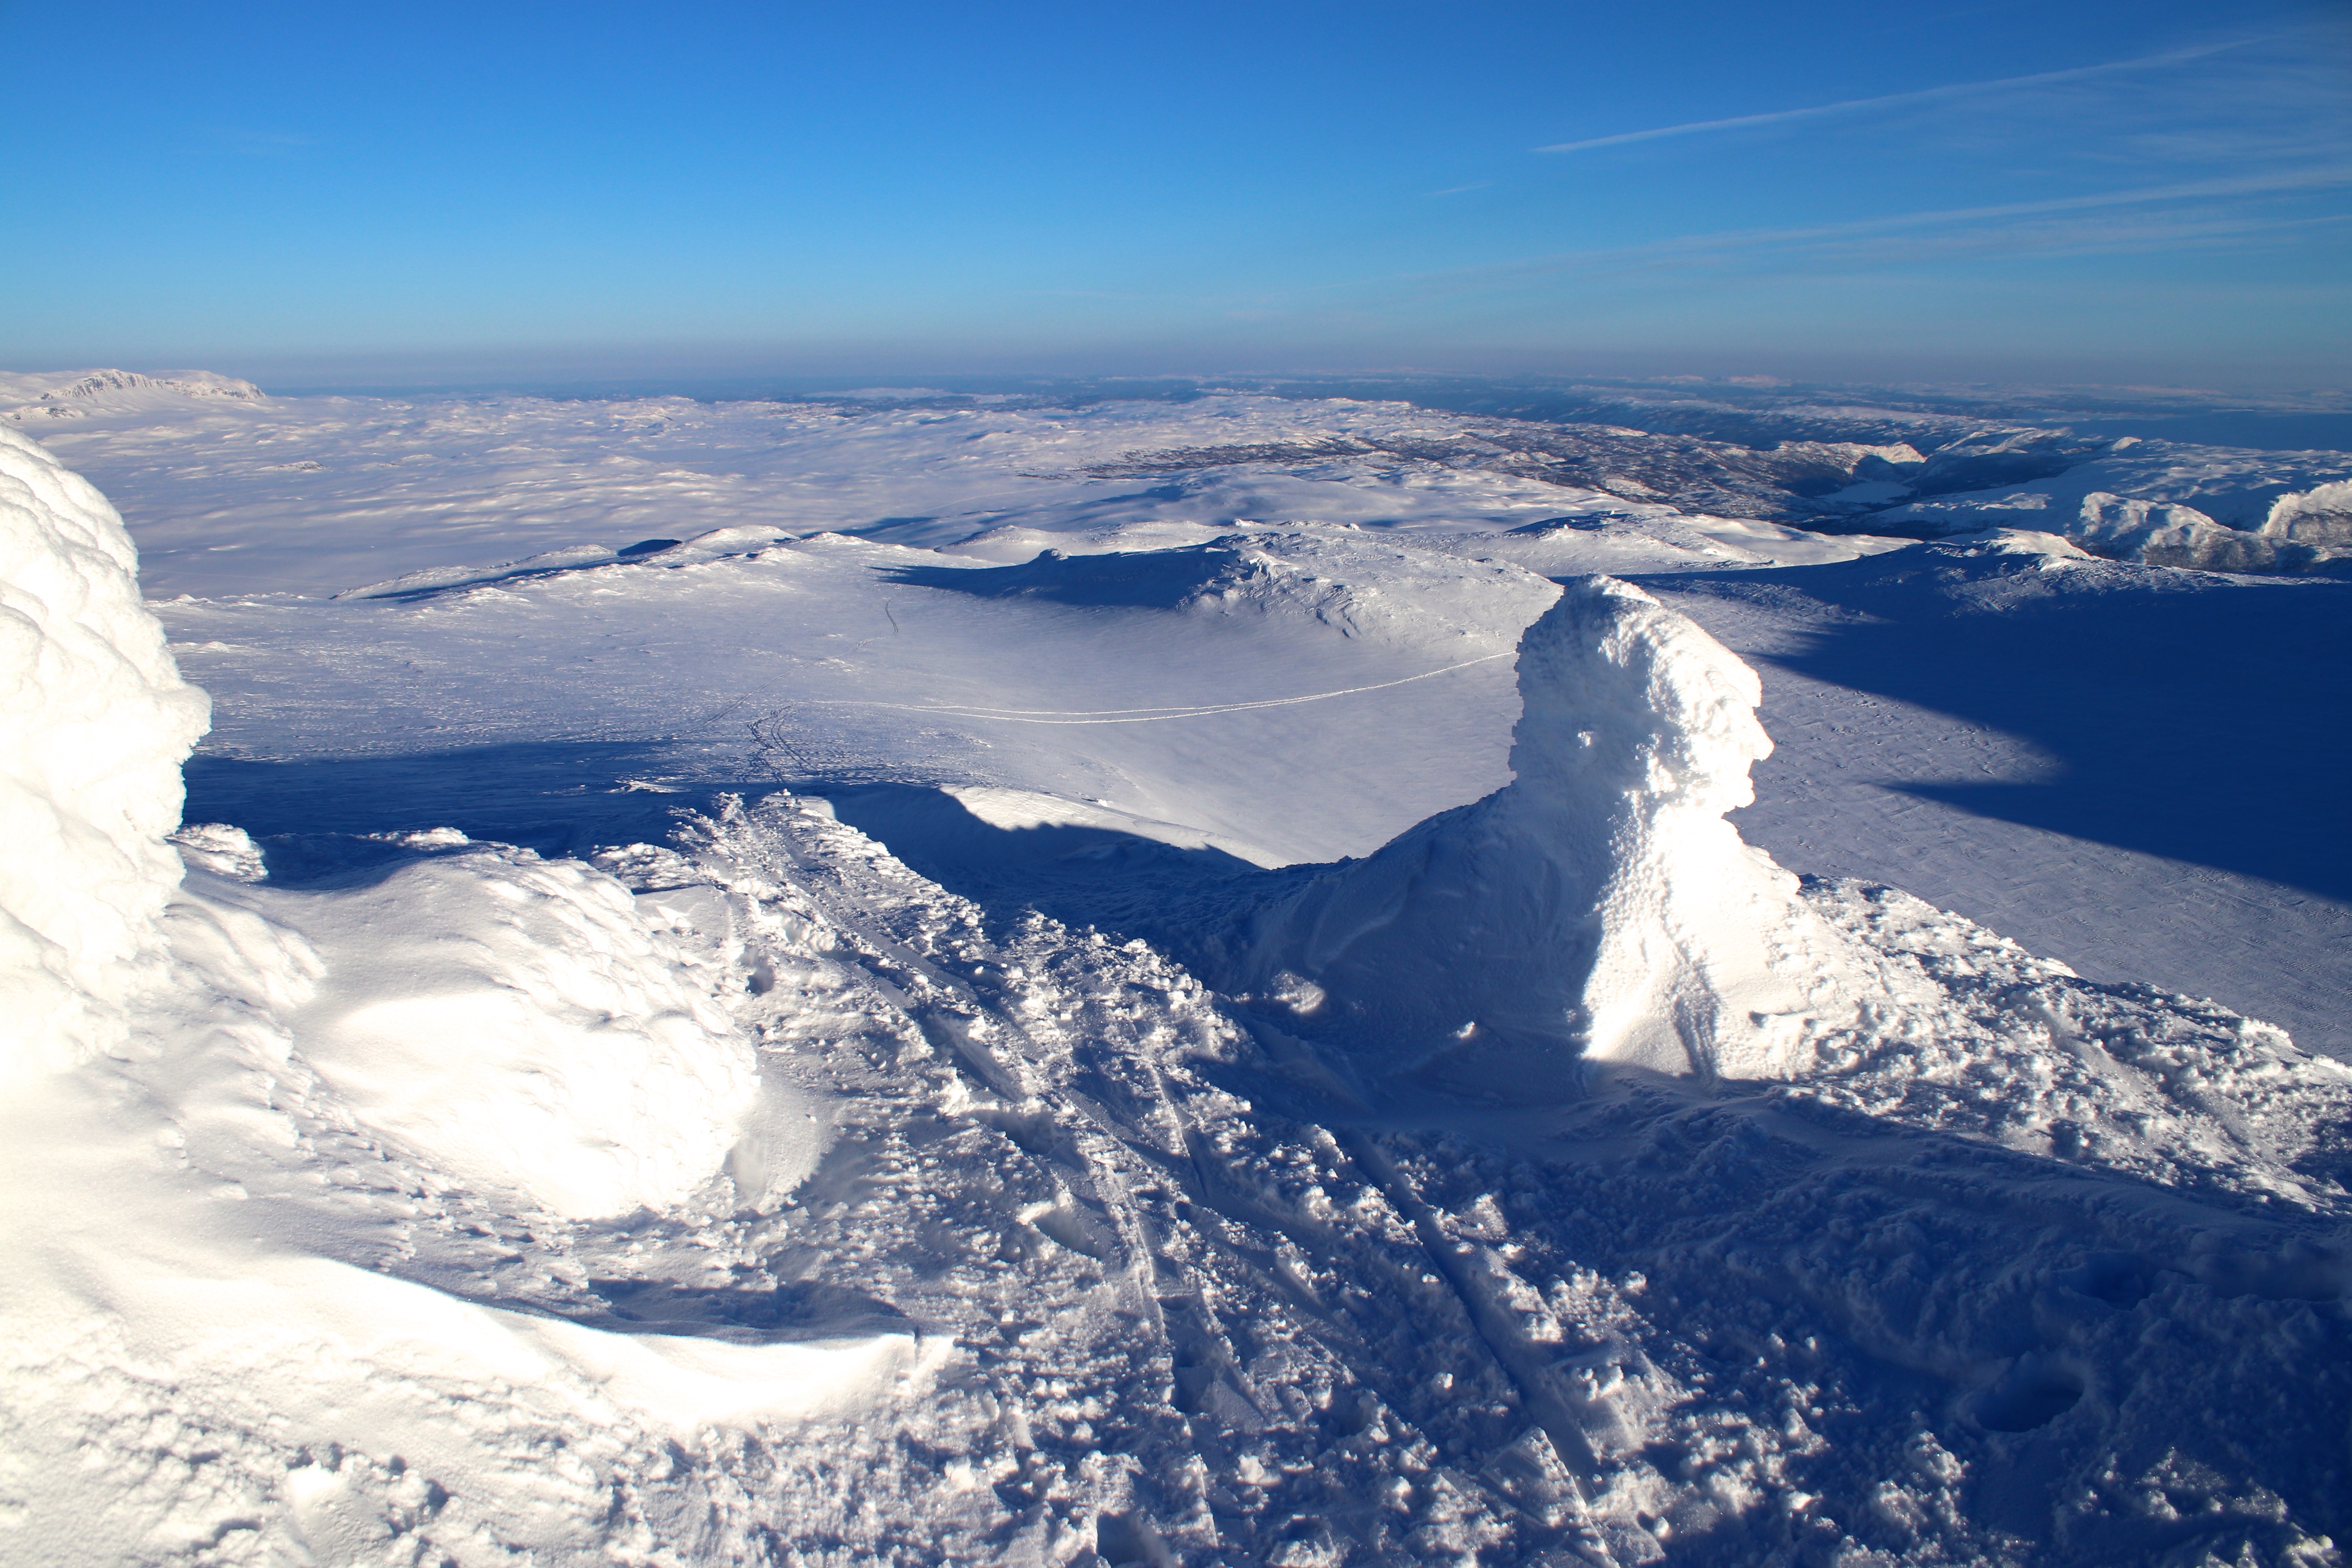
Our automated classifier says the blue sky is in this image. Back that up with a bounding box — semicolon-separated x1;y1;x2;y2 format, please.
4;0;2347;385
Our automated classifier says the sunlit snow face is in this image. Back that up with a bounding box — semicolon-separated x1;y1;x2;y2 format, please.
1507;576;1768;818
279;848;761;1219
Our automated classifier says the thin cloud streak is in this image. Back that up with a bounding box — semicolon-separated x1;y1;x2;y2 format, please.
1308;168;2352;311
1727;209;2352;272
1532;38;2259;155
1465;167;2352;279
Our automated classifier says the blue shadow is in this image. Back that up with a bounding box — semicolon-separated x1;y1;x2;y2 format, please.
1641;555;2352;901
181;741;768;882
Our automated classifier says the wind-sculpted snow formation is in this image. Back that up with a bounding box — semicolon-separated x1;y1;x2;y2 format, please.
0;425;209;1076
1221;578;1844;1091
0;440;822;1561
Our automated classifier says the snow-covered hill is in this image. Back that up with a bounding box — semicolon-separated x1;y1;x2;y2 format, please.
0;367;267;422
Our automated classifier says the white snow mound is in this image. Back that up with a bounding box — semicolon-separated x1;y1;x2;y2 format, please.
0;425;209;1077
1228;575;1843;1092
273;845;760;1218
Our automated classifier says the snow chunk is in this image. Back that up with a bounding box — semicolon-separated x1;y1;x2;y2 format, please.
170;822;268;882
0;425;209;1076
1224;576;1840;1091
274;846;759;1217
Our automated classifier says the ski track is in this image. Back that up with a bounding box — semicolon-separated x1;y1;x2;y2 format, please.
827;653;1517;725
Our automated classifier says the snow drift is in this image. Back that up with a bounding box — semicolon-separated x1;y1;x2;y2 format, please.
0;425;209;1077
261;844;762;1218
1222;575;1837;1094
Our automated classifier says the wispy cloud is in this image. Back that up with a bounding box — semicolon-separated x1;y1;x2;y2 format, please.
1423;181;1494;198
1632;167;2352;254
1357;167;2352;300
1532;38;2259;155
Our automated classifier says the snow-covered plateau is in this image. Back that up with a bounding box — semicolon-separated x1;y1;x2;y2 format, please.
2;375;2347;1567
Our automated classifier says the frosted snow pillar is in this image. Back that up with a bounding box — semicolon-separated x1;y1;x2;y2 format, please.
0;426;209;1076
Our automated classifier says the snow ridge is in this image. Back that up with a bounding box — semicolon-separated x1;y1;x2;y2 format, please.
1878;440;2352;574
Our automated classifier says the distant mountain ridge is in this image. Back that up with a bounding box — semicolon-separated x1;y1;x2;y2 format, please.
1;367;266;421
9;363;2347;572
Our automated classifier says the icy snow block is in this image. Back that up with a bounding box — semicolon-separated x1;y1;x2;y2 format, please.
0;426;208;1076
1226;575;1826;1094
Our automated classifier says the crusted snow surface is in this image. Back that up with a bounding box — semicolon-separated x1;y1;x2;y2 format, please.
0;425;209;1075
1;822;857;1564
30;782;2338;1564
13;598;2347;1563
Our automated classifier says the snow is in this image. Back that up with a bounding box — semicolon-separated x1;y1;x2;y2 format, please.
236;844;763;1219
1877;439;2352;573
2267;477;2352;548
0;367;267;422
5;378;2351;1563
1644;527;2352;1061
0;424;209;1076
22;387;1910;602
102;391;2344;1058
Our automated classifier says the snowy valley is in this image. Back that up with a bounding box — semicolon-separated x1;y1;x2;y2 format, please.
2;373;2348;1567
